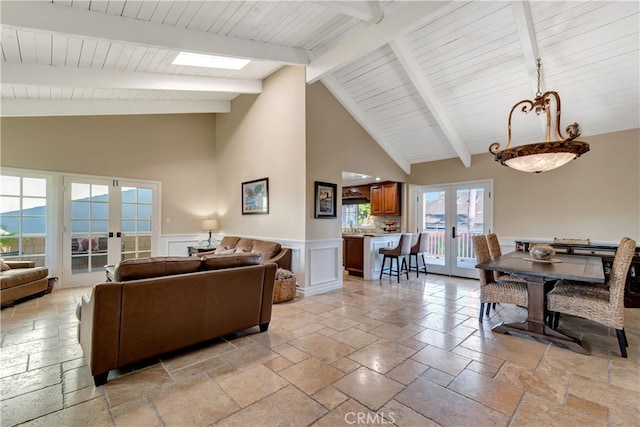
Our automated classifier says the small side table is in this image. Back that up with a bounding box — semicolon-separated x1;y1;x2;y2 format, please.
187;246;215;256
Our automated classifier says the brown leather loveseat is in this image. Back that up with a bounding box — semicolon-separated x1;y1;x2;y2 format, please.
77;253;276;385
1;261;49;307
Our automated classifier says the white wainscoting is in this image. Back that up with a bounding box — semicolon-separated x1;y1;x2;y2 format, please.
298;238;343;297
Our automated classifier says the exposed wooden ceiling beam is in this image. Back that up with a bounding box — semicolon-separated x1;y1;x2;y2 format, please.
306;1;449;83
0;99;231;117
512;1;547;135
1;63;262;94
1;1;309;65
390;39;472;168
512;1;541;95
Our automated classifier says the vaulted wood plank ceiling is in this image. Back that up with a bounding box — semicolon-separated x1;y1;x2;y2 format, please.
1;1;638;173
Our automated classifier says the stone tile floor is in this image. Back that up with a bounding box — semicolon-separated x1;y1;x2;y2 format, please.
1;273;638;426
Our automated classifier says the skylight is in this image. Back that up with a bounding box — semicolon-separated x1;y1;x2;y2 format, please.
172;52;250;70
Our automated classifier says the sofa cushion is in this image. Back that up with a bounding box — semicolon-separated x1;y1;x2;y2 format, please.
201;253;261;270
0;267;48;290
235;238;256;253
217;236;241;250
114;257;202;282
252;241;282;263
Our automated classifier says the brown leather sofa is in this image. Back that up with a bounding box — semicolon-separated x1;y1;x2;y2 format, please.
197;236;292;270
77;253;276;385
1;261;49;307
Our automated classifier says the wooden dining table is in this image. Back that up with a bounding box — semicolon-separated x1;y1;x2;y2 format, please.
475;250;605;354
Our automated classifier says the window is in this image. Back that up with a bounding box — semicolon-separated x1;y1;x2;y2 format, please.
0;174;48;267
341;203;372;228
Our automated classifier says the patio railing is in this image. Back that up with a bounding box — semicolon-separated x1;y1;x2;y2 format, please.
424;230;484;260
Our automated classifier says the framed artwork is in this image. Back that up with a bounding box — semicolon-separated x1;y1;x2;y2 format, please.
314;181;337;219
242;178;269;214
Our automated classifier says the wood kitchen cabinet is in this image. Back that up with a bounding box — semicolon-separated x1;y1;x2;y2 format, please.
370;182;401;216
343;236;364;277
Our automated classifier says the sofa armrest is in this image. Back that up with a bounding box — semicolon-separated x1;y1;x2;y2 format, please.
266;248;292;271
5;261;36;269
78;283;123;385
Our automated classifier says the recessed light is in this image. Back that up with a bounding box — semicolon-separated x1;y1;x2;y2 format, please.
375;177;381;181
172;52;250;70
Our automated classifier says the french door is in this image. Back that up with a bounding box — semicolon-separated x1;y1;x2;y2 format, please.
62;177;158;285
417;180;492;278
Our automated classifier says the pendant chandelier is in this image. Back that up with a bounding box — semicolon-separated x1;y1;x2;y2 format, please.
489;59;589;173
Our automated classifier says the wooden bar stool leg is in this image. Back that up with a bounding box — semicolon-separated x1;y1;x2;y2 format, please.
379;255;387;280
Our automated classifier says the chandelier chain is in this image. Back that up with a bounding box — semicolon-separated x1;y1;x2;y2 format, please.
535;58;542;98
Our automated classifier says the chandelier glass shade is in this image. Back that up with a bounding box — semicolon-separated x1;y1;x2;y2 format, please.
490;59;590;173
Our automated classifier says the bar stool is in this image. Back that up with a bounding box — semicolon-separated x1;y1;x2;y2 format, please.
408;232;428;277
379;233;412;282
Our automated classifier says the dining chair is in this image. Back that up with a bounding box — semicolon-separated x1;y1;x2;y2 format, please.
408;232;428;278
546;237;636;358
486;233;526;286
473;234;528;322
379;233;412;283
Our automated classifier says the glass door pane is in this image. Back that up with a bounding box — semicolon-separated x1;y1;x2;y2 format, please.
69;182;110;276
121;185;153;260
421;188;448;275
451;184;490;277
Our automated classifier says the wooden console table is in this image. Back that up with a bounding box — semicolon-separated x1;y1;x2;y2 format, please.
515;240;640;308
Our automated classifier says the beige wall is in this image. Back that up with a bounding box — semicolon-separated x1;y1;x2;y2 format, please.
0;114;217;234
215;66;307;240
305;81;408;240
409;128;640;242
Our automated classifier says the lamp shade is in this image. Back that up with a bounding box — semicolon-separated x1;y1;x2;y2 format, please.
202;219;218;231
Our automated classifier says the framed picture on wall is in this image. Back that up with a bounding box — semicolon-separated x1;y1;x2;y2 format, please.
314;181;337;219
242;178;269;214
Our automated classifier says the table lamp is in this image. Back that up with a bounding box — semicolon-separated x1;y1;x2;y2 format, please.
202;219;218;247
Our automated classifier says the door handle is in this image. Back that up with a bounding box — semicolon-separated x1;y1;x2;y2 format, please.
451;226;456;239
116;232;122;238
108;232;114;238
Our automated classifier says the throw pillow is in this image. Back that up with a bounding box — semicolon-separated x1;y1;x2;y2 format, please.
234;247;250;254
214;246;235;255
0;259;10;271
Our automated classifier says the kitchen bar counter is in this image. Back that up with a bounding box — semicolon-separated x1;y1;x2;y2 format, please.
342;233;402;280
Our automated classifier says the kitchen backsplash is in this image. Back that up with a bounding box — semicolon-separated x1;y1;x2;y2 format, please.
344;215;402;234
